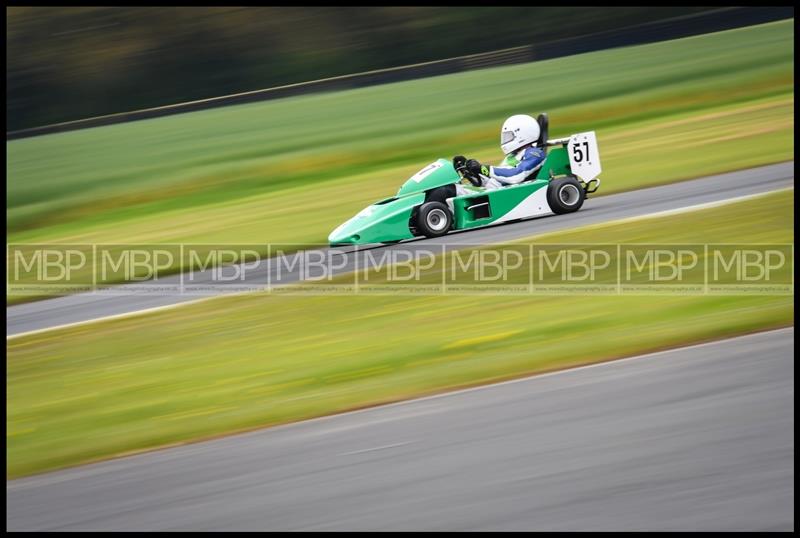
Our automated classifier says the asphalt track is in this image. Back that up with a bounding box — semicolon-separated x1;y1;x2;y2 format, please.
6;328;794;531
6;161;794;337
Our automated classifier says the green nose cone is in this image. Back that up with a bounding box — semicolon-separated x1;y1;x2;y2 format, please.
328;227;362;245
328;192;426;246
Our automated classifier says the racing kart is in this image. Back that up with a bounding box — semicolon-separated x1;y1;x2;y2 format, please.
328;114;601;246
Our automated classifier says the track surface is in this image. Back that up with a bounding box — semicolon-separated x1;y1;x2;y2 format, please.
6;329;794;531
6;162;794;337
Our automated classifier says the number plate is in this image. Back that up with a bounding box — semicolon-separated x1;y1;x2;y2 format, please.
567;131;601;181
410;161;444;183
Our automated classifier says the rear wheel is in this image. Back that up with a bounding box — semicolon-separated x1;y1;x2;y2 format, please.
547;176;585;214
416;201;453;238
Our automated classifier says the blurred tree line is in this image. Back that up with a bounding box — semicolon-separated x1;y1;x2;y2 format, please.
7;7;716;130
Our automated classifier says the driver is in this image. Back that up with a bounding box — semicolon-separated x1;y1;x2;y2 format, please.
453;114;546;193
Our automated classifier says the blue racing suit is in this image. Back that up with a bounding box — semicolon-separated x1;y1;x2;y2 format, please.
483;145;546;189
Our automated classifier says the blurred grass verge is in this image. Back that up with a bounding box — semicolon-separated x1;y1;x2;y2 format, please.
7;190;793;478
5;20;794;303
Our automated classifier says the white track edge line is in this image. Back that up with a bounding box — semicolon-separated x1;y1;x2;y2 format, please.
6;186;794;340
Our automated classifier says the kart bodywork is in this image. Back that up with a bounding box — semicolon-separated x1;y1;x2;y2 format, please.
328;115;601;246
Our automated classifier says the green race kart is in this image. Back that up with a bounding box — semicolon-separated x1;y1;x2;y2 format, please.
328;114;602;246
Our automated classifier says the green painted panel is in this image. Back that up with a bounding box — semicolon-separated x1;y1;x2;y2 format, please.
452;180;548;229
536;146;572;179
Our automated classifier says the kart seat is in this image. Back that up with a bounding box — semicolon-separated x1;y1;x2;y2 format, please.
517;113;548;184
535;113;549;156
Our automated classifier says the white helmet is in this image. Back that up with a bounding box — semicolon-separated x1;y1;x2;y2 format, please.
500;114;540;155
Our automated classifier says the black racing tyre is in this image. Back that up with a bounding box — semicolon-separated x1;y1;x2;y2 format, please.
416;201;453;238
547;176;585;214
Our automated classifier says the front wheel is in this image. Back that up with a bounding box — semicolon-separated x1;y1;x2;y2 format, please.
416;201;453;238
547;177;585;214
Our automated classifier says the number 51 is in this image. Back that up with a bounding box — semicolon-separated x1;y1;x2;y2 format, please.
573;141;590;163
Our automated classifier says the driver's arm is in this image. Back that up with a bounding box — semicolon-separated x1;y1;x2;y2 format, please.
489;147;546;185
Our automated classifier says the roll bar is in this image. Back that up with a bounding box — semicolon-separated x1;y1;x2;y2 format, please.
544;137;571;147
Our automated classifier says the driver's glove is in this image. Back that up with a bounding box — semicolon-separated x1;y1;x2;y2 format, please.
466;159;490;178
452;155;467;172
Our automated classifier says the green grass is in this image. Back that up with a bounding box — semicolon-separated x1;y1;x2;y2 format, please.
7;190;794;478
5;21;795;303
7;20;794;244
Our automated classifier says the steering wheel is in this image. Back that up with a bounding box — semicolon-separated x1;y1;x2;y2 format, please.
463;171;483;187
453;156;483;187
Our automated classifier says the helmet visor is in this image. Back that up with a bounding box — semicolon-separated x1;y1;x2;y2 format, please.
501;131;515;145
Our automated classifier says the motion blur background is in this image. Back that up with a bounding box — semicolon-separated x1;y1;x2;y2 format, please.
5;8;795;524
6;6;790;132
